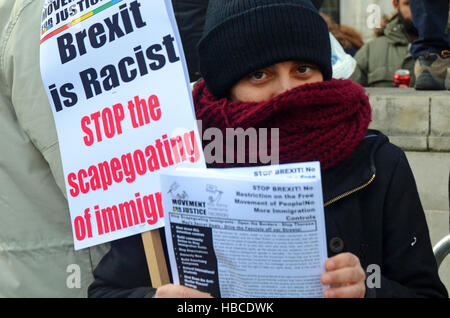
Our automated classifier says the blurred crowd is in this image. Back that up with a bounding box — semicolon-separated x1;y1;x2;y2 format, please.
176;0;450;90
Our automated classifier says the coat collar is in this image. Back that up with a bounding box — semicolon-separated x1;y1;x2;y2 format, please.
384;16;412;46
322;130;388;205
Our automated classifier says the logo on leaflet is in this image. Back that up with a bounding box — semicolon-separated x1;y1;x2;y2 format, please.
167;182;188;200
206;184;227;211
169;182;207;215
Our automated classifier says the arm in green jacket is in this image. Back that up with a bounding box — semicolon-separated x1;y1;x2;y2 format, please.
0;0;66;198
350;44;370;87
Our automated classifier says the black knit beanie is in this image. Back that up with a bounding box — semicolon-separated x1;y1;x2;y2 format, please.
198;0;332;99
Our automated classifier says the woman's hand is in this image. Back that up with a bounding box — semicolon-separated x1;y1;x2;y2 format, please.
154;284;213;298
321;253;366;298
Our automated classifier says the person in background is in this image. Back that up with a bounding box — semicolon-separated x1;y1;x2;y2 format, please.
0;0;110;297
89;0;447;298
410;0;450;90
320;12;364;56
351;0;418;87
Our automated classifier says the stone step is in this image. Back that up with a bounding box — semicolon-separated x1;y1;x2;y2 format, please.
367;87;450;152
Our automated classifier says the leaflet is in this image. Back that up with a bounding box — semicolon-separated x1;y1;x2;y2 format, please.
160;162;328;298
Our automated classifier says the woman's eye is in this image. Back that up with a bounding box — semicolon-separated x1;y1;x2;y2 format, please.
249;71;267;81
297;65;311;75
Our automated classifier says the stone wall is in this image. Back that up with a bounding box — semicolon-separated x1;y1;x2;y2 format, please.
367;88;450;294
340;0;395;43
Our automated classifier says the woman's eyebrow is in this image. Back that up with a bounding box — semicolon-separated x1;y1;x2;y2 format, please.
258;65;275;72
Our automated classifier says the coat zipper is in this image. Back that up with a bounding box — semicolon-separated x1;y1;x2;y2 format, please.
324;174;376;208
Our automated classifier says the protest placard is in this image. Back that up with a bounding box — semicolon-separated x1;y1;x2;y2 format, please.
39;0;205;284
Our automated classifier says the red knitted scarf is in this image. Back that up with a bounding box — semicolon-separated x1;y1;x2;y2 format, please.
193;79;372;170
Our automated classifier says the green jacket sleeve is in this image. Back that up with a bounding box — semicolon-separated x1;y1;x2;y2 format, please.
350;44;370;87
0;0;66;197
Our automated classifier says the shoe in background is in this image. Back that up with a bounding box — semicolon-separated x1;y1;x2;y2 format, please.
414;50;450;90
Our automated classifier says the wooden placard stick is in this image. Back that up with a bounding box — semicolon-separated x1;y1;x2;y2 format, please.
141;229;170;288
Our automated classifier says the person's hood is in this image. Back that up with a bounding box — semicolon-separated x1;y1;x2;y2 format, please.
383;16;411;45
311;0;323;9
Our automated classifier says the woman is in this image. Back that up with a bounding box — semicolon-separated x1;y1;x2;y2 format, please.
89;0;447;298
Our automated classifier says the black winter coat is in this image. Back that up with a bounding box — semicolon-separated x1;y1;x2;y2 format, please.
88;130;448;298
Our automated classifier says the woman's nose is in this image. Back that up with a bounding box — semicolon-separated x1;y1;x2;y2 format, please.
273;76;300;97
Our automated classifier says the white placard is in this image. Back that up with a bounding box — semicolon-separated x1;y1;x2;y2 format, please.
40;0;205;249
